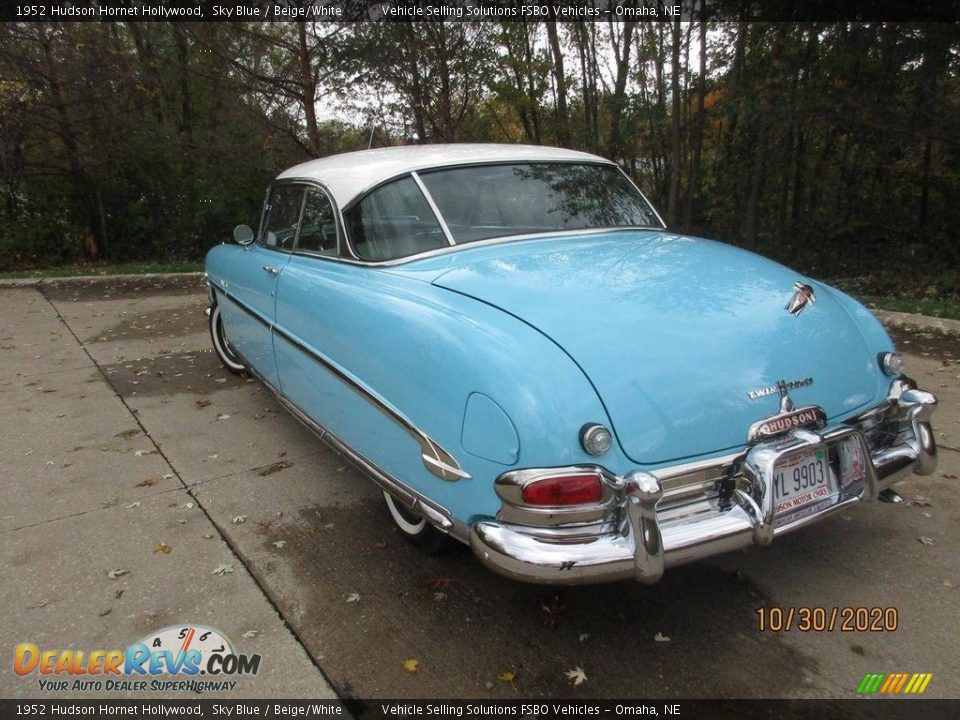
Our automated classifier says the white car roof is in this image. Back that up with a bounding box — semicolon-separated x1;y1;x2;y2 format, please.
276;143;613;207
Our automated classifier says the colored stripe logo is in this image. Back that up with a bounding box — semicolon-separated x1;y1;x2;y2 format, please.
857;672;933;695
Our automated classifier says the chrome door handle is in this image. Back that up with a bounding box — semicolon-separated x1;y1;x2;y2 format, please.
262;265;279;276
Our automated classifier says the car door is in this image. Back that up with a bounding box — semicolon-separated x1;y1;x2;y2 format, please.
273;183;456;508
219;183;304;390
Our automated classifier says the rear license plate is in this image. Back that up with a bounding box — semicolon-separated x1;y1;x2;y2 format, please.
773;447;835;526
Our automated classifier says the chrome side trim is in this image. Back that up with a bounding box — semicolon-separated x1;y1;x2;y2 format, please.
215;286;272;330
276;394;459;536
271;328;470;482
215;286;470;482
231;346;465;542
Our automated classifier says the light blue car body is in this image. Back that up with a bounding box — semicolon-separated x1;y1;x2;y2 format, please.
206;228;894;527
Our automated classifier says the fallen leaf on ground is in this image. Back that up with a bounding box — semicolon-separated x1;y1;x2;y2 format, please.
565;666;587;686
242;630;259;639
918;536;935;546
654;632;671;642
107;569;129;580
232;515;247;524
272;540;287;549
402;659;419;674
943;473;957;480
195;399;212;409
98;608;112;617
153;543;172;554
214;413;230;421
212;563;234;576
126;502;140;509
346;592;360;603
497;670;516;683
910;495;932;507
184;502;194;510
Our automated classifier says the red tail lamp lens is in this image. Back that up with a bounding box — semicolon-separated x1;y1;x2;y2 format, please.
521;474;603;506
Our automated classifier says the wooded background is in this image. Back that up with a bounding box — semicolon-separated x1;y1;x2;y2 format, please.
0;20;957;296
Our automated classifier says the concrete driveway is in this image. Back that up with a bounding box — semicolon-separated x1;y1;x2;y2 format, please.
1;276;957;704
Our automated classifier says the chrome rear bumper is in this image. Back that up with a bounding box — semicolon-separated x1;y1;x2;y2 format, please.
470;383;938;585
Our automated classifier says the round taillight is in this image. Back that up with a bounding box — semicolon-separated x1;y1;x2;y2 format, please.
521;474;603;506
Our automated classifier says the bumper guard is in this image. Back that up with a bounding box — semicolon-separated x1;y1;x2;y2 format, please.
470;384;938;585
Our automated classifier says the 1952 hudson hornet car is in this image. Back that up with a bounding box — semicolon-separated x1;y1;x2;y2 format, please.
205;144;938;585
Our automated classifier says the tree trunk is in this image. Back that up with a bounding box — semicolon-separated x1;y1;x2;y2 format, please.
545;20;568;145
41;27;104;260
297;23;320;156
606;21;635;161
919;133;932;227
682;18;707;230
666;18;682;226
172;24;193;141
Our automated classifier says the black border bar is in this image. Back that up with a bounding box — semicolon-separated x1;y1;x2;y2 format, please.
4;0;960;23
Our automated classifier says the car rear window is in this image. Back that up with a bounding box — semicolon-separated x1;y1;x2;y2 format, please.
419;163;660;244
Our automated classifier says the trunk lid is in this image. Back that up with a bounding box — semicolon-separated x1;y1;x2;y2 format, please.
429;232;885;465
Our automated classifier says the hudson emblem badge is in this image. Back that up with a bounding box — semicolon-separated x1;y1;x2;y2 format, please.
785;282;816;316
747;378;825;441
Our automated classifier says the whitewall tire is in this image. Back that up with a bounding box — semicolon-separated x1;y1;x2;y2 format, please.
382;490;451;554
208;304;246;375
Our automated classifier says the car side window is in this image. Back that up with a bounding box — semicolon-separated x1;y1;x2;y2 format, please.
344;176;448;261
261;185;305;251
296;188;338;256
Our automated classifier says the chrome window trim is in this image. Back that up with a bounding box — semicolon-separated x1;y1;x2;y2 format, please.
340;158;624;216
410;171;455;247
267;177;358;261
214;286;470;482
613;165;668;229
257;181;308;254
292;183;343;258
333;160;666;266
311;227;667;269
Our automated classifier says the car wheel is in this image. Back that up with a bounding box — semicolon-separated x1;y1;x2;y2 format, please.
208;304;246;375
382;490;451;554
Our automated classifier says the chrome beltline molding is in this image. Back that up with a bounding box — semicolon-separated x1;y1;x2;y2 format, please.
214;285;470;482
222;334;468;543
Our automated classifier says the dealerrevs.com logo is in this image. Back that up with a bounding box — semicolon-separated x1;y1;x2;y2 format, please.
14;625;261;693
